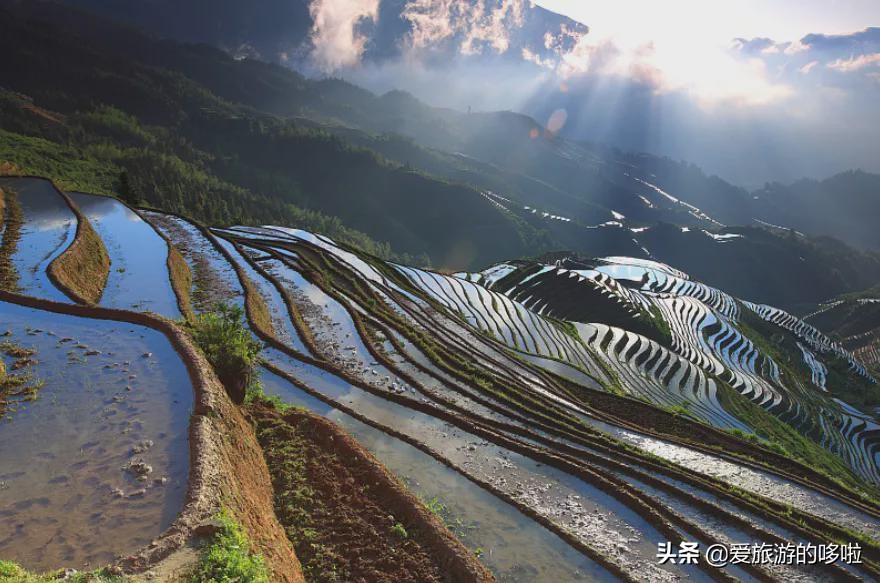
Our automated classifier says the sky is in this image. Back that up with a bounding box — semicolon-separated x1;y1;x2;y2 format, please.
532;0;880;107
315;0;880;184
520;1;880;183
539;0;880;40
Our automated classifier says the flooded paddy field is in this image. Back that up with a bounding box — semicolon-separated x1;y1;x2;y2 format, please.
69;193;180;318
0;177;75;302
0;300;192;571
3;196;880;581
260;368;619;583
143;212;244;314
211;224;880;581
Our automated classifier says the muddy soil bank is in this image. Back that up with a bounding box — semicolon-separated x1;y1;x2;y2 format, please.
253;403;495;583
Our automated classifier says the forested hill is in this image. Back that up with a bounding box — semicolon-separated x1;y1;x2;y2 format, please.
2;0;880;303
0;0;544;269
751;170;880;252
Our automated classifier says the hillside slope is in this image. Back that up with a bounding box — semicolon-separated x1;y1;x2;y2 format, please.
0;0;540;269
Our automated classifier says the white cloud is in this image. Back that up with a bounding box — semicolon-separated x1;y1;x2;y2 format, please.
827;52;880;72
784;39;810;55
309;0;380;71
402;0;526;56
555;35;619;77
799;60;819;74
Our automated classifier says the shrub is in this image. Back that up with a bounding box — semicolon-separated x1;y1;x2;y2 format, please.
390;522;408;539
190;304;261;403
191;510;269;583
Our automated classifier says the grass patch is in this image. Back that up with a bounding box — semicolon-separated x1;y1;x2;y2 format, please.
188;304;261;404
663;400;693;418
643;305;673;347
240;276;275;340
390;522;408;539
716;381;880;500
47;200;109;304
0;187;24;291
416;493;475;542
0;562;121;582
190;509;269;583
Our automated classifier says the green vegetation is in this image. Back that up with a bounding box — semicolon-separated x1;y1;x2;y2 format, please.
643;305;673;347
417;493;475;542
237;272;276;341
663;401;692;418
189;304;261;403
0;130;119;195
739;306;880;409
256;414;344;582
0;4;544;270
0;186;23;291
47;204;109;304
422;496;446;517
390;522;409;539
190;509;269;583
0;562;121;582
716;381;879;500
1;340;44;415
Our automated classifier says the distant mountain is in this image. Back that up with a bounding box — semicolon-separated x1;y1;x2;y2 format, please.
751;170;880;252
0;0;545;269
59;0;880;260
64;0;587;68
2;0;880;303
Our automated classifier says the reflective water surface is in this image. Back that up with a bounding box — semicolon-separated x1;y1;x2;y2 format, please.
0;301;193;571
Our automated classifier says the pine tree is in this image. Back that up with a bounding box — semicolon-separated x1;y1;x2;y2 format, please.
118;170;137;206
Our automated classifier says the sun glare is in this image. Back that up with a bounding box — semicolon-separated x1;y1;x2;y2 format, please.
535;0;825;106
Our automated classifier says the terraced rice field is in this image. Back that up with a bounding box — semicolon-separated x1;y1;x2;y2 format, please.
0;301;192;571
4;180;880;581
70;192;181;318
206;225;880;580
0;178;76;302
472;256;880;485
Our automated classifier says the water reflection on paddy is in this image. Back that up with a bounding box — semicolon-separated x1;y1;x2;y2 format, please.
0;302;193;571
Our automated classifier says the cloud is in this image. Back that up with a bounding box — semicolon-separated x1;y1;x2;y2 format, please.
402;0;527;56
556;36;620;78
731;37;811;58
309;0;380;71
801;27;880;52
799;60;818;74
827;52;880;72
731;28;880;86
731;37;776;55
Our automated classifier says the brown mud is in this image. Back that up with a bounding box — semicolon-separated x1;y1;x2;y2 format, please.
253;403;495;583
46;184;110;305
